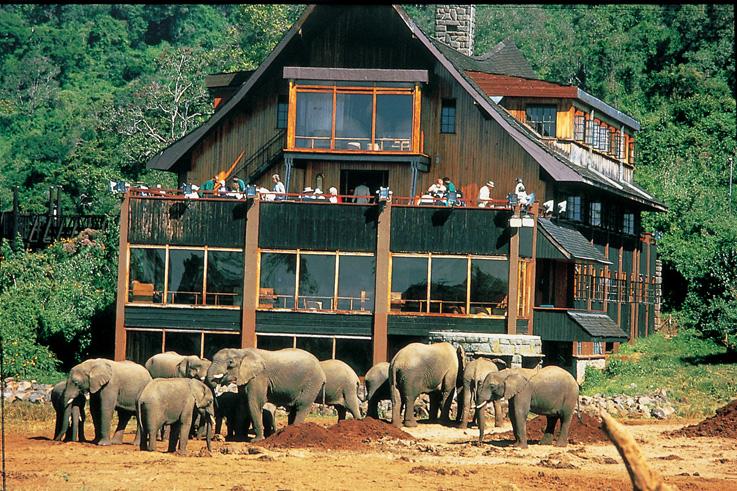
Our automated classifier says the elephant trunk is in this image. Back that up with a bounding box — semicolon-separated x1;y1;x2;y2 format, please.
55;404;72;441
205;410;214;452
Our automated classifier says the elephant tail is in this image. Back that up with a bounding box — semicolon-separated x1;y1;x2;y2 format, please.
576;385;583;423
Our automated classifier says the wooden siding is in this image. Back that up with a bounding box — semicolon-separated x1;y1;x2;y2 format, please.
533;309;628;342
258;201;378;251
128;198;246;247
388;314;506;337
301;160;413;198
256;311;372;336
519;227;533;258
124;306;241;331
390;207;511;255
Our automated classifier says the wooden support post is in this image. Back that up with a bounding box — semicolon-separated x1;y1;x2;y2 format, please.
507;205;520;334
372;202;391;364
241;198;260;349
527;202;539;335
284;155;294;194
114;194;130;361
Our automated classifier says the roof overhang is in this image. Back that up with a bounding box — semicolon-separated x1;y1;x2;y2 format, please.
283;67;428;83
576;89;640;131
537;218;611;264
568;311;629;341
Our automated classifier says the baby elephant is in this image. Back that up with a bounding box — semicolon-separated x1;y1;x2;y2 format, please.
215;390;277;440
475;365;579;448
137;378;215;453
51;380;86;442
318;359;362;420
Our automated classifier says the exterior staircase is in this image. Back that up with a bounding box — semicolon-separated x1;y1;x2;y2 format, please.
234;129;287;184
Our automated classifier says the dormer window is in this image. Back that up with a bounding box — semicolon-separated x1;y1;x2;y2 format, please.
574;112;586;142
525;105;556;137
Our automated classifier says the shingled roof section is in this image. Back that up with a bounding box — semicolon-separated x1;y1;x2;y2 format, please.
538;218;611;264
430;37;537;79
568;311;629;340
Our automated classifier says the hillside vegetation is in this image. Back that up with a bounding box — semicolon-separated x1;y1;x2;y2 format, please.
0;4;735;376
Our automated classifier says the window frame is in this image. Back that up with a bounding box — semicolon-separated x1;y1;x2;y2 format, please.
276;95;289;129
567;195;582;222
126;244;244;309
525;104;557;138
574;112;586;142
440;98;457;134
623;212;635;236
258;248;375;314
390;252;509;318
589;201;602;227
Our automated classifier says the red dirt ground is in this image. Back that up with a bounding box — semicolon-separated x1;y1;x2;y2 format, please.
670;399;737;439
492;413;608;444
258;418;414;450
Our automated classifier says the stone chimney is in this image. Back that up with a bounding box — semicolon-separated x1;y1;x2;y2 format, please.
435;5;476;56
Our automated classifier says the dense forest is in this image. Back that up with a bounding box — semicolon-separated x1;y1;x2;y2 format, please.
0;4;734;378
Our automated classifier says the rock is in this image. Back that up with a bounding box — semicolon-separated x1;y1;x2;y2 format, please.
652;406;675;420
16;381;31;392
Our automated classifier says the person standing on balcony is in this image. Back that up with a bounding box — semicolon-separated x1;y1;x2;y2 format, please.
478;180;495;207
354;181;371;204
328;187;341;204
231;176;246;193
272;174;286;199
201;175;217;192
442;177;457;206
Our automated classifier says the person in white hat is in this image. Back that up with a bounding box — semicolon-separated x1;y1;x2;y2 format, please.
478;180;495;207
328;186;340;204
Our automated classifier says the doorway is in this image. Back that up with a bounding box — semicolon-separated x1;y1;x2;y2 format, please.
340;170;389;198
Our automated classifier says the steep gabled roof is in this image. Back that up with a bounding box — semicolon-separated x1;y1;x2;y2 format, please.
146;5;664;211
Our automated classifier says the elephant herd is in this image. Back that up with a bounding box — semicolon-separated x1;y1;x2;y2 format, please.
51;342;579;453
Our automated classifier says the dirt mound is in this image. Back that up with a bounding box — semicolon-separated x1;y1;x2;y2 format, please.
492;413;608;444
331;417;415;442
670;399;737;439
258;418;414;450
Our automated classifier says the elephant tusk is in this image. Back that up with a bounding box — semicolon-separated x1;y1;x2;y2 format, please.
474;401;488;410
211;374;224;379
66;398;74;406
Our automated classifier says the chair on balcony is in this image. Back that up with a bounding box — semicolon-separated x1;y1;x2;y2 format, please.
131;281;155;303
258;288;277;309
303;299;323;310
390;291;405;310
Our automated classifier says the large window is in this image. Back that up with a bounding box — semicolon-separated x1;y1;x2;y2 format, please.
585;118;595;146
598;124;609;152
390;254;508;317
440;99;456;134
127;246;243;307
525;105;556;137
259;250;375;313
566;196;582;222
257;334;372;375
292;83;418;152
623;212;635;235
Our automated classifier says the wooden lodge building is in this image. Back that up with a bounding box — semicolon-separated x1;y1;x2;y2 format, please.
115;5;666;380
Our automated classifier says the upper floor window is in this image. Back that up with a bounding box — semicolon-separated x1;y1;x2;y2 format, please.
590;119;600;148
623;212;635;235
611;130;621;158
567;196;582;222
585;118;595;146
628;140;636;165
290;82;418;152
598;124;609;152
574;112;586;141
441;99;456;134
589;202;602;226
525;105;556;137
276;95;288;129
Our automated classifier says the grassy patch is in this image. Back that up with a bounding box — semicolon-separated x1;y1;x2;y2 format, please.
581;330;737;417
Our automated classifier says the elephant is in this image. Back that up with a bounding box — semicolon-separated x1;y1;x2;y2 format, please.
457;357;506;429
137;378;215;453
145;351;212;380
475;365;579;448
318;359;362;421
214;390;277;440
389;342;465;428
51;380;86;442
364;362;390;419
62;358;152;446
206;347;325;441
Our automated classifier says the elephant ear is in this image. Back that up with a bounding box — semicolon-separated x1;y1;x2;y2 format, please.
503;373;528;400
176;358;189;378
237;353;266;386
491;358;507;369
89;361;113;393
191;380;213;409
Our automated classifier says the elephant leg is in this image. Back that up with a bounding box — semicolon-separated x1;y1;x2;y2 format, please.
510;398;530;449
168;422;181;453
492;400;504;428
291;402;311;425
540;415;558;445
112;410;132;444
428;391;441;422
367;395;380;419
53;405;66;441
247;393;266;441
132;414;141;447
555;412;573;447
96;394;116;445
477;403;487;442
71;405;81;442
215;413;223;436
390;382;403;428
345;395;362;420
78;404;87;442
235;391;250;441
178;411;194;454
458;385;471;429
89;396;102;443
402;391;418;427
263;408;276;438
336;406;347;421
439;388;455;425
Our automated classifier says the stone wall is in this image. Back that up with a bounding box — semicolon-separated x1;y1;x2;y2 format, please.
428;331;543;368
435;5;476;56
572;357;606;384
